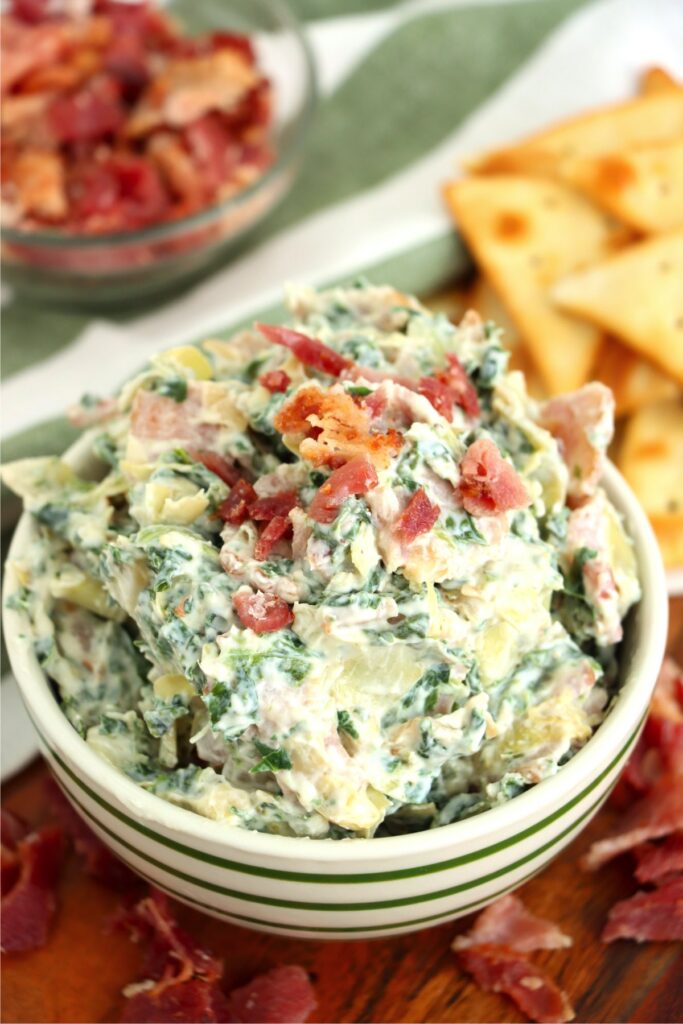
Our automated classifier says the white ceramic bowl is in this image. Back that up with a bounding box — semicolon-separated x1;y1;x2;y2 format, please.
3;436;668;939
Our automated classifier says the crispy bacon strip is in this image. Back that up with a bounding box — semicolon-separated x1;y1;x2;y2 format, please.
394;487;440;543
256;323;352;377
233;589;293;632
457;945;575;1023
228;964;317;1024
459;438;529;517
309;456;378;524
452;894;571;953
1;824;64;953
602;876;683;943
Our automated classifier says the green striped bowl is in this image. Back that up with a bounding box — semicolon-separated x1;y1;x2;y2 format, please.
4;439;667;938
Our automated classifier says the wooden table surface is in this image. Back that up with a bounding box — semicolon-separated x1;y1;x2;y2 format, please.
3;598;682;1024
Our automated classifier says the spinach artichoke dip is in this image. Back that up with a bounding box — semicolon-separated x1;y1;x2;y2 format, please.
3;283;641;839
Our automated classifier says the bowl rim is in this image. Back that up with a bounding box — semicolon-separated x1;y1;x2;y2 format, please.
3;442;668;865
0;0;318;251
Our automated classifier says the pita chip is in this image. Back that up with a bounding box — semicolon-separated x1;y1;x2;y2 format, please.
443;175;623;393
553;232;683;384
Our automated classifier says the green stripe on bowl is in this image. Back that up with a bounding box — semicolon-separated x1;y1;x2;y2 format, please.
129;861;546;935
34;710;642;885
53;767;610;914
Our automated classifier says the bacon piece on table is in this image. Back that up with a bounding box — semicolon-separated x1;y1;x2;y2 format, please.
256;323;352;377
119;889;316;1023
459;438;529;517
228;964;317;1024
309;456;378;524
602;876;683;943
119;889;229;1024
538;383;614;505
634;833;683;884
457;945;574;1023
581;776;683;871
0;823;64;953
394;487;440;543
452;895;574;1023
1;809;27;897
452;893;571;953
614;657;683;803
233;589;293;633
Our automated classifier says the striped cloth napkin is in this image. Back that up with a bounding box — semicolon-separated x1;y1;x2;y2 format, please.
1;0;682;772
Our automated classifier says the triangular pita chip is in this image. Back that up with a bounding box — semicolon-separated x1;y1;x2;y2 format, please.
553;232;683;384
466;92;683;177
618;400;683;520
595;336;679;417
443;175;623;393
560;140;683;233
639;66;681;97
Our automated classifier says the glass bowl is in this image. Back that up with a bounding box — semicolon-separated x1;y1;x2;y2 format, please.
0;0;317;309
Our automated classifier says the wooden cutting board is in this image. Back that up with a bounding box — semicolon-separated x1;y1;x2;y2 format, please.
3;598;682;1024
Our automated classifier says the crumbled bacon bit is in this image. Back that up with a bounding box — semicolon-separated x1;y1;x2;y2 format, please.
274;385;402;469
254;515;292;561
436;353;481;419
459;438;529;517
248;490;298;522
256;323;352;378
218;479;257;525
233;589;293;632
189;450;241;487
259;369;291;393
1;823;64;953
538;383;614;505
417;376;456;421
394;487;440;543
309;456;378;524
